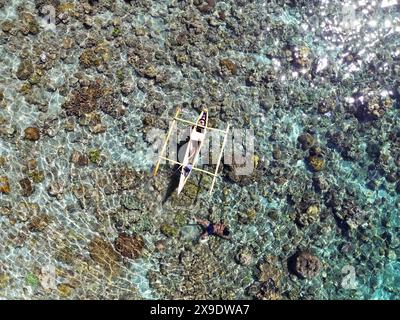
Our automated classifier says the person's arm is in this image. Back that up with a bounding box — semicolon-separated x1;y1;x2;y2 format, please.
194;216;209;227
200;232;208;240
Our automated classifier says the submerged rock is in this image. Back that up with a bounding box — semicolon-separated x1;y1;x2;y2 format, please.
197;0;216;13
1;21;14;33
47;180;64;198
318;99;336;114
0;273;10;289
70;151;89;166
225;154;263;186
297;133;315;150
258;258;283;285
14;202;40;222
219;58;238;76
114;233;144;259
141;65;158;79
0;201;11;216
62;80;124;119
354;95;393;121
120;80;135;96
110;167;144;191
256;284;282;300
35;0;61;13
297;203;320;227
17;60;34;80
154;240;166;252
89;123;107;134
28;214;50;232
120;195;140;211
58;283;74;298
0;176;10;194
28;170;45;183
62;80;106;118
21;12;40;35
307;156;323;172
160;223;179;238
332;198;368;231
79;49;101;68
19;177;34;197
238;208;257;224
292;46;311;69
24;127;40;141
55;246;76;265
293;252;322;279
235;247;254;266
88;237;120;276
88;149;101;164
248;257;284;300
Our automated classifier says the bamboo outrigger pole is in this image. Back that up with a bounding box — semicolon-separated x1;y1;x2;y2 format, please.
173;117;226;133
159;156;216;177
153;108;230;196
209;123;230;195
153;107;181;176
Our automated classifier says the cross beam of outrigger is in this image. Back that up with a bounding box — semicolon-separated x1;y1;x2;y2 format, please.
153;107;230;196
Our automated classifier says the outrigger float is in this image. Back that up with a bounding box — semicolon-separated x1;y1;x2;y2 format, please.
153;108;230;196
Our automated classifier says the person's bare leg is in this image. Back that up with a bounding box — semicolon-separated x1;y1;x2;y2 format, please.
200;232;207;240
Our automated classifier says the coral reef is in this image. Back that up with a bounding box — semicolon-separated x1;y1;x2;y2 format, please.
114;233;144;259
16;60;34;80
293;252;322;279
0;176;11;194
235;247;254;266
88;237;121;277
149;244;242;299
24;127;40;141
247;257;284;300
19;177;34;197
28;214;50;232
61;80;106;118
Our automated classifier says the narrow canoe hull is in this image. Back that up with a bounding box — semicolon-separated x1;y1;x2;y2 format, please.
177;109;208;195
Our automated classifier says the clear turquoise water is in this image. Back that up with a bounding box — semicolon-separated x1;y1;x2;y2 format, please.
0;0;399;300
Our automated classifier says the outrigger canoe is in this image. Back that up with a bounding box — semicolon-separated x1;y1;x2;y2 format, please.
153;107;230;196
177;109;208;194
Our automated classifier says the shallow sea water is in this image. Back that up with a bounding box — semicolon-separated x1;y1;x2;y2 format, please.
0;0;399;300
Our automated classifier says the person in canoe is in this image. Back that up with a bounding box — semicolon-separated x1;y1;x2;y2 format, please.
194;216;231;240
183;163;193;177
